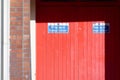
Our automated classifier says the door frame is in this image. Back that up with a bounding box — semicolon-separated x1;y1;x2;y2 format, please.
30;0;36;80
0;0;10;80
0;0;1;79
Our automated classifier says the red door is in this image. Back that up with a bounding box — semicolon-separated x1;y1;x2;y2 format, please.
36;22;105;80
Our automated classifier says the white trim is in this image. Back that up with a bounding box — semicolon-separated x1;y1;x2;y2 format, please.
0;0;2;79
30;20;36;80
0;0;10;80
30;0;36;80
3;0;10;80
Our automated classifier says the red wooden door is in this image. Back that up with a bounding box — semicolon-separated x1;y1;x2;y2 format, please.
36;22;105;80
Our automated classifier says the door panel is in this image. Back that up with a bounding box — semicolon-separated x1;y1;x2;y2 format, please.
36;22;105;80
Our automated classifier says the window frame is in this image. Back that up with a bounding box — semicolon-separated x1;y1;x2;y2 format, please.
0;0;10;80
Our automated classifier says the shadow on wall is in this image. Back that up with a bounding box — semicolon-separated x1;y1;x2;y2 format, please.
39;0;115;2
35;1;120;80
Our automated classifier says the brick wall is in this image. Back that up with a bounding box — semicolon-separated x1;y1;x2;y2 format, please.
10;0;31;80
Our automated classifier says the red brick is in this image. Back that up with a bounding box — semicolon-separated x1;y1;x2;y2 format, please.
16;35;22;40
10;30;22;35
23;17;29;20
11;2;22;7
16;53;22;58
24;7;30;12
11;8;16;12
10;49;22;54
23;35;30;39
10;17;16;21
11;0;22;3
10;12;22;17
10;35;17;40
16;8;23;12
23;49;30;54
10;0;31;79
10;26;17;30
24;3;30;7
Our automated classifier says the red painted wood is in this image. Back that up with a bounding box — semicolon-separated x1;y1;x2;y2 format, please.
36;1;120;80
36;22;105;80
